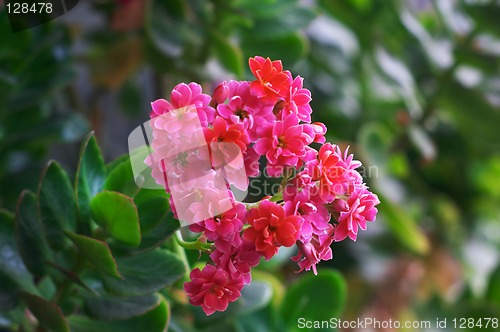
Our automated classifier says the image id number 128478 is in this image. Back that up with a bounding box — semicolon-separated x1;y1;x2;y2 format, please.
6;2;53;14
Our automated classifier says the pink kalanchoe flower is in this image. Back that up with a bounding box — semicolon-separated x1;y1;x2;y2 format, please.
332;185;380;242
184;265;244;315
292;230;334;275
190;203;246;252
217;81;274;141
254;113;311;176
244;146;261;178
204;116;250;156
284;186;331;243
279;76;313;123
306;143;350;202
149;82;215;127
249;56;292;105
210;240;261;285
244;200;303;260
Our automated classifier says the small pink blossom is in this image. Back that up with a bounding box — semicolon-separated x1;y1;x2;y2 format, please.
279;76;313;123
332;186;380;242
184;265;244;315
244;200;303;260
150;82;215;126
254;113;310;176
190;203;246;252
210;240;261;284
249;56;292;105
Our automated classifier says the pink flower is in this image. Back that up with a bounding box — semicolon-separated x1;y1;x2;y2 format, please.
249;56;292;105
306;143;349;202
243;200;303;260
190;203;246;252
254;113;311;176
204;116;250;156
279;76;313;123
210;240;261;284
216;81;274;141
332;186;380;242
150;82;215;127
184;265;244;315
292;231;334;275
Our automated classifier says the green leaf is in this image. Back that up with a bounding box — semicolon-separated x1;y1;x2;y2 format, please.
84;294;160;320
90;191;141;247
247;6;316;39
379;197;430;255
65;232;121;278
0;271;20;311
0;208;37;306
210;31;244;78
22;292;69;332
280;269;347;332
242;32;308;66
486;264;500;308
113;198;179;255
15;191;52;277
38;160;77;250
102;249;184;296
69;296;170;332
104;158;140;197
75;132;106;233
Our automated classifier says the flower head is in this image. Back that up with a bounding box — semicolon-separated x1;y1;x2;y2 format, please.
243;200;303;260
249;56;292;105
332;185;380;242
184;265;244;315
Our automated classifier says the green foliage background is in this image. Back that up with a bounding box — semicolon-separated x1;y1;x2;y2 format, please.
1;0;500;331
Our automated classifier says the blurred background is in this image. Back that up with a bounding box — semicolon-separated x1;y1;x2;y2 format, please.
1;0;500;330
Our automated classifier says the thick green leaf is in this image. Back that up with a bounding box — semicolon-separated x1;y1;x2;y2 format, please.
242;32;308;66
75;132;106;233
90;191;141;247
280;269;347;332
486;264;500;307
15;191;52;277
379;197;430;255
65;232;121;278
0;270;20;311
69;296;170;332
0;208;37;304
101;249;184;296
104;157;139;197
22;292;69;332
38;160;76;250
84;294;160;320
210;31;244;78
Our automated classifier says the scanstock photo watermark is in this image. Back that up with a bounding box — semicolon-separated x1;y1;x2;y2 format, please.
297;317;499;330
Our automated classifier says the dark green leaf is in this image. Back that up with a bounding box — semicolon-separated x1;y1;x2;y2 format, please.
104;158;140;197
65;232;121;278
0;208;37;301
242;32;308;66
84;293;160;320
486;264;500;308
102;249;184;296
22;292;69;332
280;269;347;331
75;132;106;233
378;197;430;255
15;191;52;277
90;191;141;247
38;160;76;250
69;296;170;332
210;31;244;78
0;271;20;312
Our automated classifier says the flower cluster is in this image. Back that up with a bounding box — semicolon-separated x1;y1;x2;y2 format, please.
146;56;380;315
